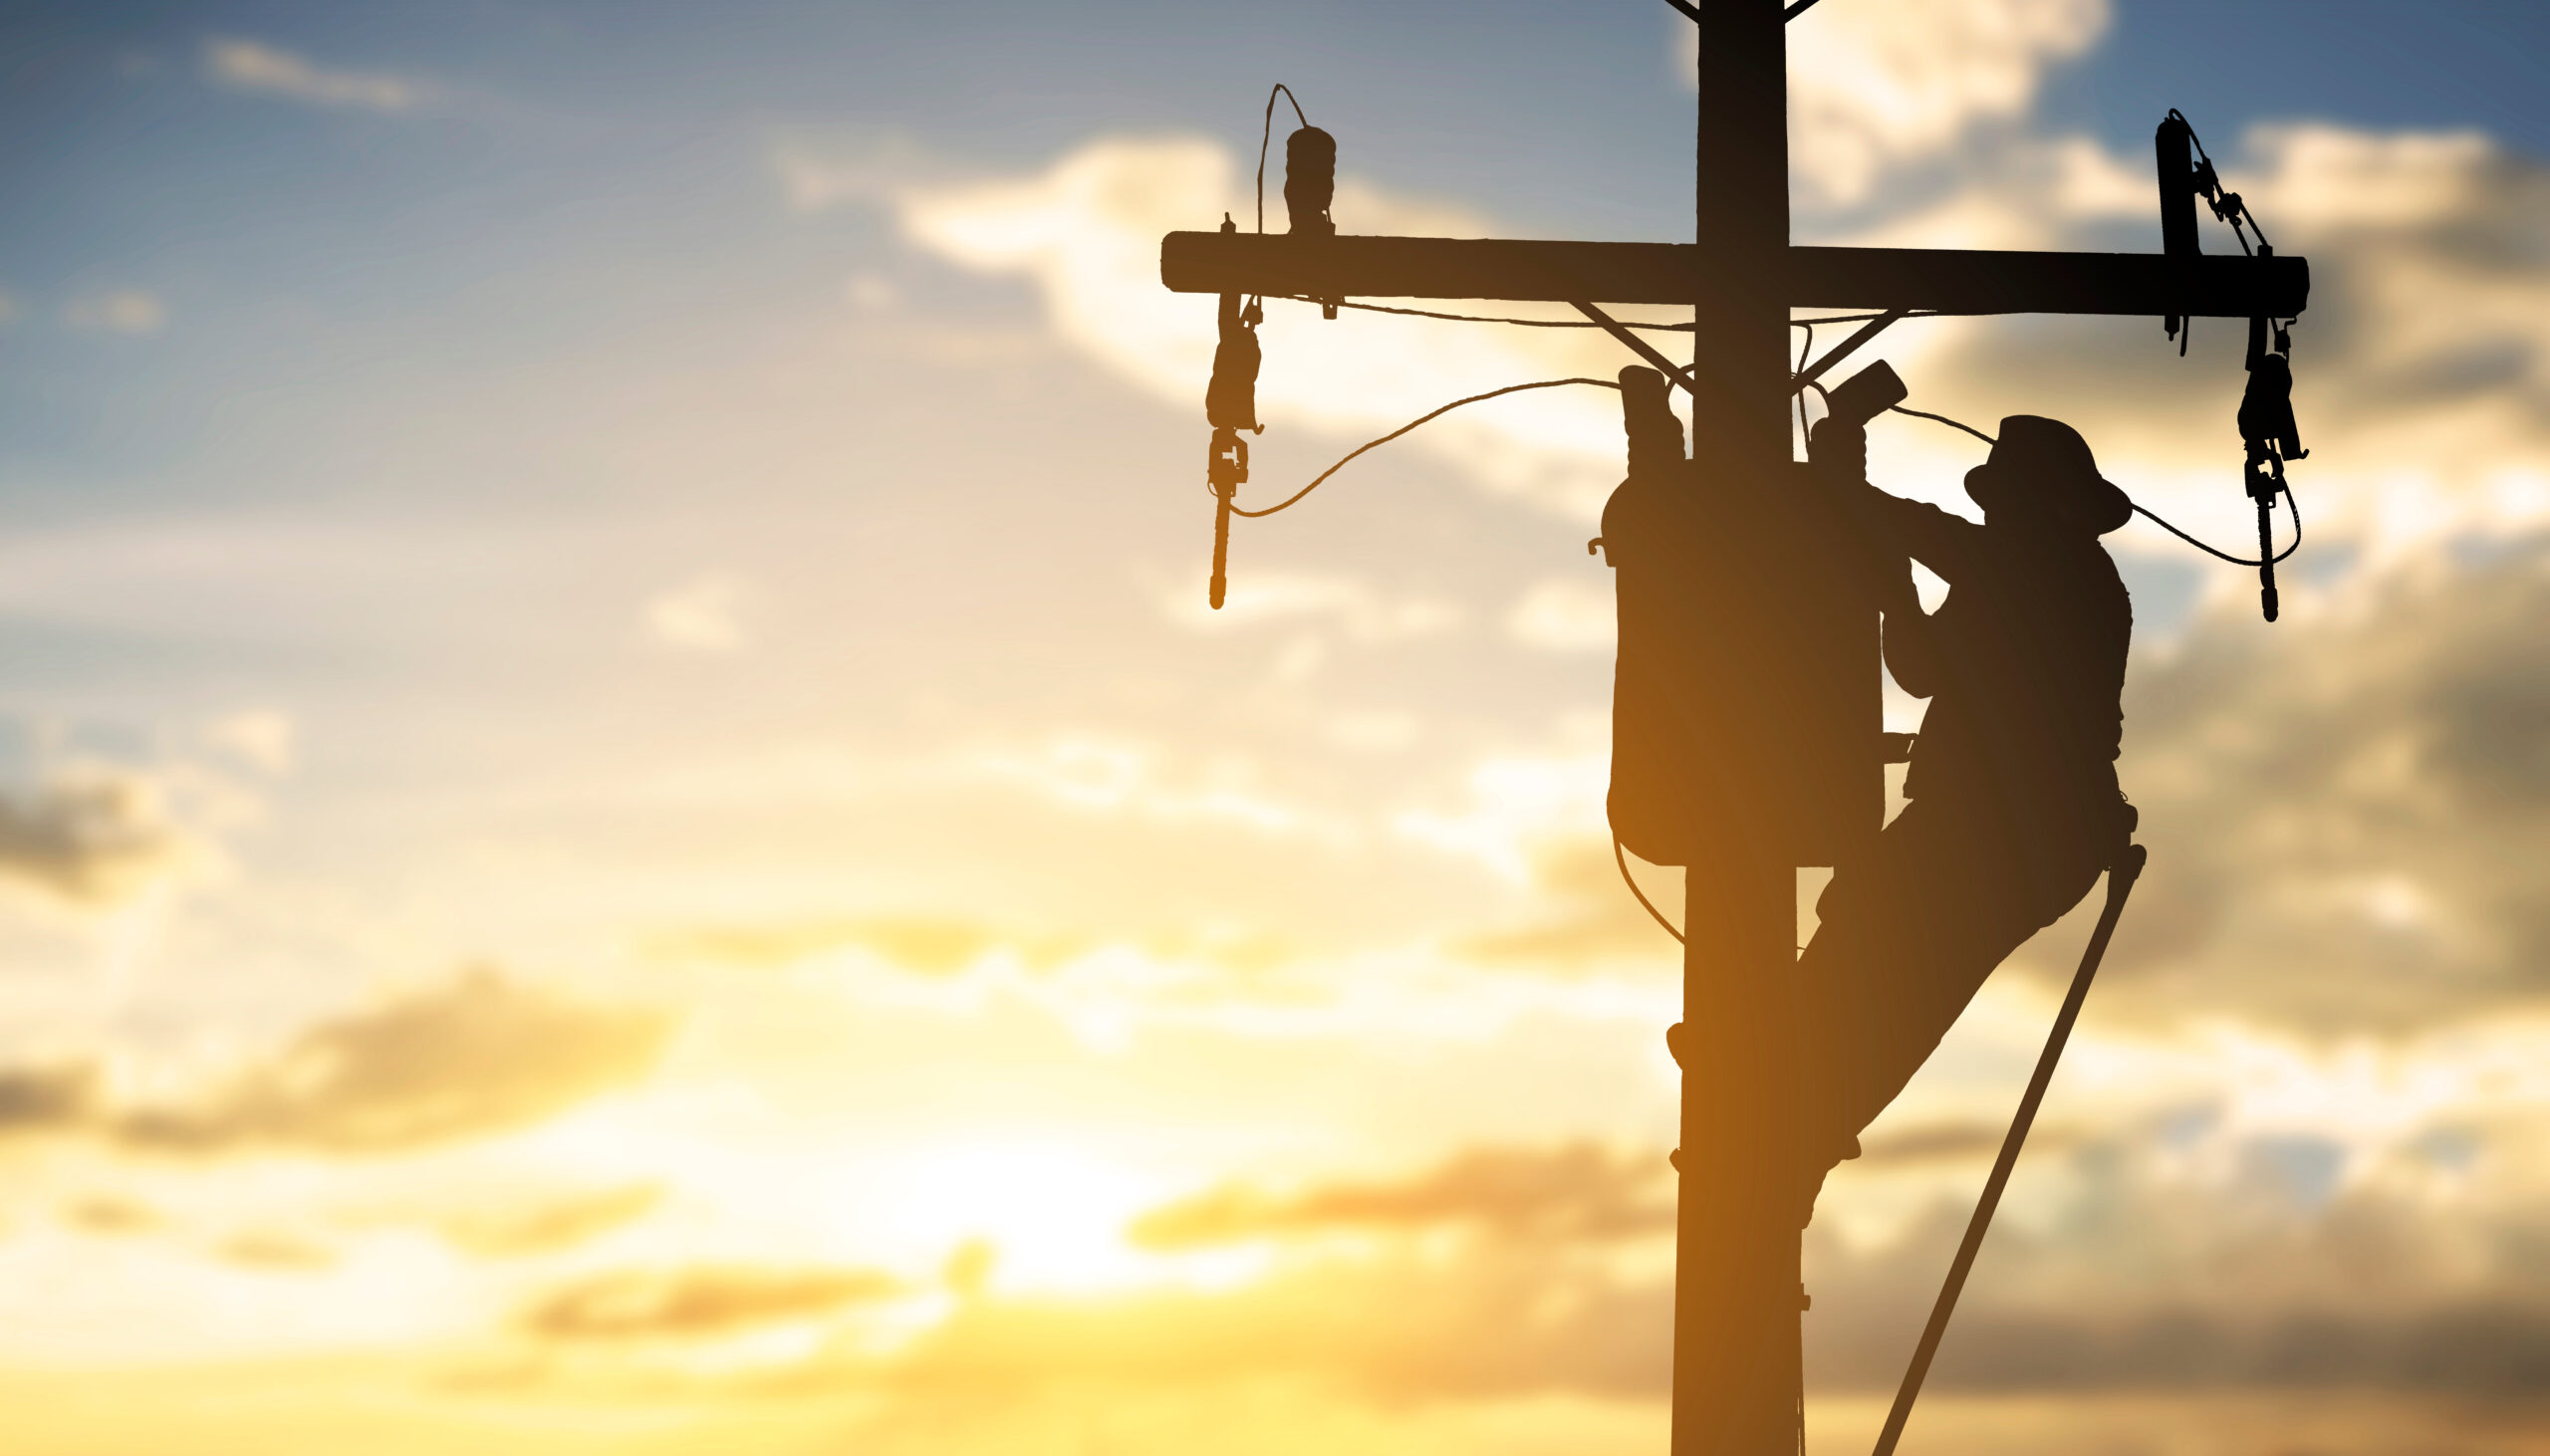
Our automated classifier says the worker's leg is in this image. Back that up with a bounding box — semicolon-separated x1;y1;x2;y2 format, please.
1794;800;2102;1168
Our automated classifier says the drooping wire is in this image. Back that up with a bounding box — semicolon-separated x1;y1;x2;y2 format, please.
1255;85;1311;237
2135;492;2301;567
1796;321;1815;450
1256;300;1942;337
1224;377;1620;519
1884;402;2302;568
1799;310;1945;327
1615;837;1684;944
1888;403;1996;445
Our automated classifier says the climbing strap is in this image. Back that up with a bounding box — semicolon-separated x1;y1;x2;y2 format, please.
1870;842;2149;1456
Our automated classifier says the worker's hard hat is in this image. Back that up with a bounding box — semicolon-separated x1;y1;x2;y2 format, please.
1966;415;2133;536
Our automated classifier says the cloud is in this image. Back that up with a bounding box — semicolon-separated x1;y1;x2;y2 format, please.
61;1193;162;1236
0;971;668;1155
0;765;211;908
1091;1130;2550;1400
2090;533;2550;1027
1449;835;1683;970
1153;570;1464;646
204;711;295;776
1778;0;2110;205
1392;742;1612;884
892;1235;1671;1403
201;38;427;113
436;1184;664;1259
887;136;1642;518
0;1064;101;1124
1830;121;2550;576
214;1228;336;1272
879;109;2550;596
520;1264;901;1341
645;573;755;653
774;133;943;212
1132;1140;1672;1249
61;290;165;336
649;916;1010;975
1506;578;1616;653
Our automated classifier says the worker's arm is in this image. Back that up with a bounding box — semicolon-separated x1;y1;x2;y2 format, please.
1808;417;1954;698
1809;418;1984;582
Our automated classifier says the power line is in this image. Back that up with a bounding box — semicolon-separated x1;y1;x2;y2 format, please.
1224;377;1621;519
1268;296;1695;332
1253;85;1310;237
1616;837;1685;944
1884;403;2303;567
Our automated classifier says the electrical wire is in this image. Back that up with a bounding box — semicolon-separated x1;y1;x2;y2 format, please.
1254;85;1311;237
1224;377;1620;518
2135;493;2301;568
1888;403;1996;445
1798;310;1945;327
1268;296;1695;332
1615;837;1684;944
1884;402;2303;567
1796;321;1815;449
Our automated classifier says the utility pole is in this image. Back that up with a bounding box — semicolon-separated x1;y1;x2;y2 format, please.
1674;4;1803;1454
1156;4;2306;1450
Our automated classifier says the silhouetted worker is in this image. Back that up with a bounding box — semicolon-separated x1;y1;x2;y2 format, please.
1796;410;2136;1215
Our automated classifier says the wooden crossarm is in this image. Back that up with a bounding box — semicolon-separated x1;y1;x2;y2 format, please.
1159;232;2309;318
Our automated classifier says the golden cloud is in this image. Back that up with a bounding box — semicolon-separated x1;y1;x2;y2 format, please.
520;1264;901;1341
435;1184;664;1259
1779;0;2110;205
1132;1140;1673;1250
0;971;668;1156
0;766;211;909
2097;536;2550;1027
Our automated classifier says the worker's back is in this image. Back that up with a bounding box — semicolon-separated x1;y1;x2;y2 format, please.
1907;525;2131;842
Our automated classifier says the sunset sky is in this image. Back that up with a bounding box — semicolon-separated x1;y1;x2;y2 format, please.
3;2;2549;1452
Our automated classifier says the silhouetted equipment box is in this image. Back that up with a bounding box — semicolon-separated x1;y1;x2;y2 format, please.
1603;460;1885;869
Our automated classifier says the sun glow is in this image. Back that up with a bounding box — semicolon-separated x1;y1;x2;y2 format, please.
884;1139;1180;1295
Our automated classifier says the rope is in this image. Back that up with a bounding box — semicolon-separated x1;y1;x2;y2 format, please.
1871;845;2147;1456
1615;837;1684;944
1224;377;1620;518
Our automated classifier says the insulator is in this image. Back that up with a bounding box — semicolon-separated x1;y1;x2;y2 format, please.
1283;126;1336;238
